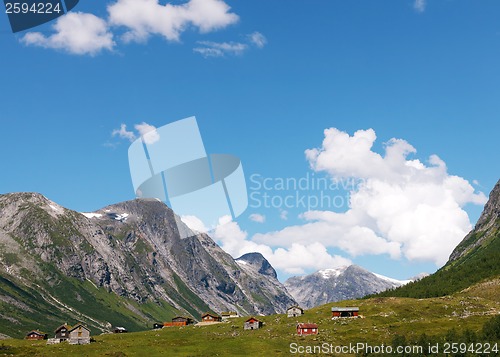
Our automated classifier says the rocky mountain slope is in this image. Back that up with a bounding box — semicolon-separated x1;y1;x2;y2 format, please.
0;193;294;338
284;265;409;308
377;178;500;298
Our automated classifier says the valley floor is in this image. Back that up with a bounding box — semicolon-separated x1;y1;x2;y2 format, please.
1;279;499;356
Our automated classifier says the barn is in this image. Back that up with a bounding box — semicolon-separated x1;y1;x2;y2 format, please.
68;323;91;345
296;323;318;336
164;316;195;327
244;317;262;330
331;307;359;318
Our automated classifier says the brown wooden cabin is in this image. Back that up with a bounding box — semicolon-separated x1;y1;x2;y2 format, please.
331;307;359;318
287;305;304;317
201;312;222;322
25;330;48;340
244;317;262;330
296;323;318;336
68;323;91;345
164;316;194;327
54;324;71;341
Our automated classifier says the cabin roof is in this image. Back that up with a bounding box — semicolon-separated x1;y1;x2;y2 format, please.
245;317;260;323
297;323;318;329
54;324;71;332
287;305;303;311
331;307;359;312
26;330;46;336
68;323;90;333
201;312;220;318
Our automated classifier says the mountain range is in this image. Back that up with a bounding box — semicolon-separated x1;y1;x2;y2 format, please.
0;193;295;338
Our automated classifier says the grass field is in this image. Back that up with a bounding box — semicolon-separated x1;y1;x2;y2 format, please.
1;278;499;356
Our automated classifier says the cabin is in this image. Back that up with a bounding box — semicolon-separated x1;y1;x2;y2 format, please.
287;305;304;317
164;316;194;327
296;323;318;336
153;323;164;330
25;330;47;340
113;327;128;333
244;317;262;330
221;311;239;321
68;323;91;345
331;307;359;318
54;323;71;341
201;312;222;323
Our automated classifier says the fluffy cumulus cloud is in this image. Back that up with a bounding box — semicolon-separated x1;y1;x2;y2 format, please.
108;0;239;42
254;128;487;267
21;0;257;56
21;12;115;55
249;213;266;223
213;217;351;274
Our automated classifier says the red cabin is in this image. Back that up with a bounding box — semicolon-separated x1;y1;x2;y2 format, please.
296;323;318;336
331;307;359;318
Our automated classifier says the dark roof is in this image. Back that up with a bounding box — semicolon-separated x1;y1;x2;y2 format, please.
172;316;192;320
297;323;318;329
26;330;46;336
287;305;304;311
201;312;220;318
68;323;90;333
54;324;71;333
331;307;359;312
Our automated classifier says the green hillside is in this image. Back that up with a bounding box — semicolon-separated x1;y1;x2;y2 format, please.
1;278;499;356
0;271;181;339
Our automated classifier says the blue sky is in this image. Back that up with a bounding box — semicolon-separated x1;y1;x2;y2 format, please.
1;0;499;281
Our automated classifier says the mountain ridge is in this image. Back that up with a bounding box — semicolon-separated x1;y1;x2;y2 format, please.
284;264;409;308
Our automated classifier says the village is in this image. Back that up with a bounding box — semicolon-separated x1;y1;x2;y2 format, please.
24;305;361;345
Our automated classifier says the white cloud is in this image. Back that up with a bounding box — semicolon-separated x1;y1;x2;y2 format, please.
248;31;267;48
414;0;426;13
180;215;208;233
111;122;160;144
193;41;247;57
249;213;266;223
112;124;136;142
21;12;115;55
135;122;160;144
213;218;350;274
279;209;288;220
256;128;487;267
108;0;239;43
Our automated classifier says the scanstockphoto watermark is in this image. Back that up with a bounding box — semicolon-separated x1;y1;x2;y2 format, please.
248;173;366;210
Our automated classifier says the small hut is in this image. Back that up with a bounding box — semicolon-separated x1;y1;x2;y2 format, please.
244;317;262;330
287;305;304;317
25;330;47;340
296;323;318;336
